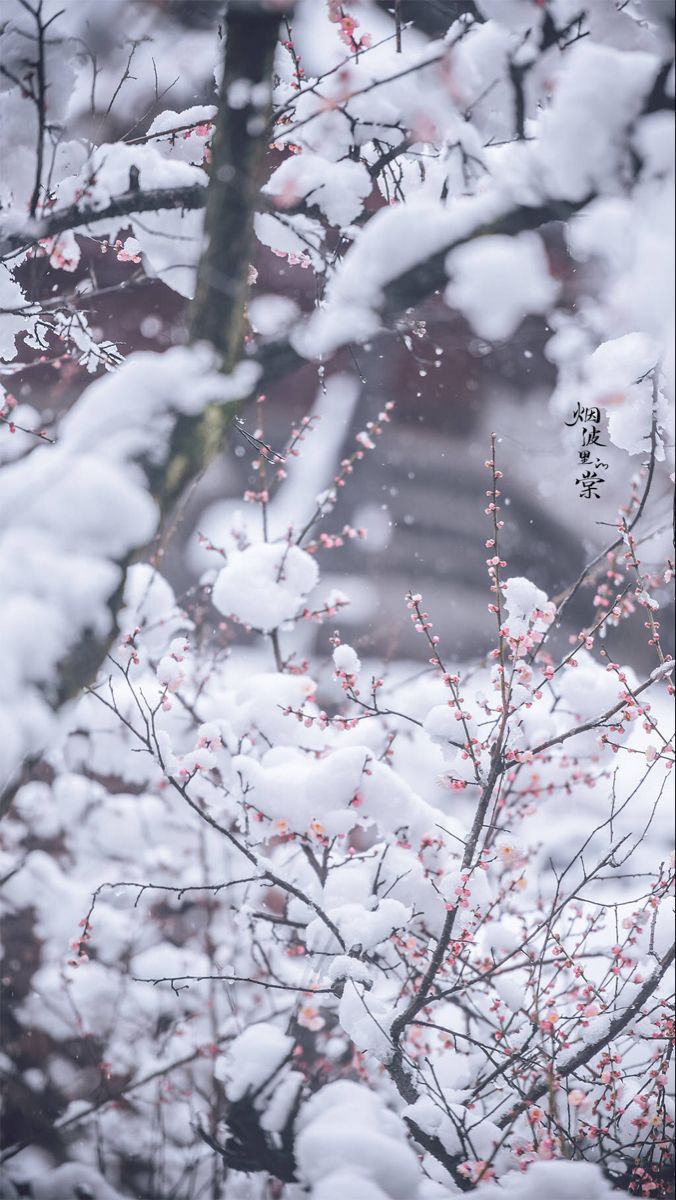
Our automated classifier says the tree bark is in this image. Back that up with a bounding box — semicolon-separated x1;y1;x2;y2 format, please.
159;0;287;512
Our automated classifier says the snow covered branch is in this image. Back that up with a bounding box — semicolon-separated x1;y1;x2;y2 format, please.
0;183;208;263
0;1;674;1197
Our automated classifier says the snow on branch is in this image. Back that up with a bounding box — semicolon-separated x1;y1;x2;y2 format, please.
0;1;286;799
0;2;674;1197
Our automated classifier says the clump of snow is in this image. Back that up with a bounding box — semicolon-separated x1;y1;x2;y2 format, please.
327;898;411;953
156;649;186;694
248;294;299;337
337;979;394;1060
264;153;372;227
326;956;373;986
215;1023;293;1102
211;542;319;632
585;332;659;397
228;671;320;748
260;1072;304;1133
295;1080;423;1199
404;1094;463;1159
293;192;504;357
584;333;664;457
502;576;551;638
118;564;188;660
0;346;254;789
52;140;208;298
234;743;445;843
144;105;215;162
333;643;361;675
472;1159;617;1199
423;704;460;761
445;233;558;341
537;43;659;201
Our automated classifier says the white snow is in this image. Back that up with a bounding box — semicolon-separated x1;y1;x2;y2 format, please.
215;1024;293;1102
211;542;319;632
423;704;461;761
537;43;659;201
0;346;256;788
1;5;674;1196
264;153;372;227
292;192;504;358
329;899;411;952
472;1159;617;1199
296;1081;423;1199
333;643;361;676
502;576;550;638
445;232;558;341
248;294;300;337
